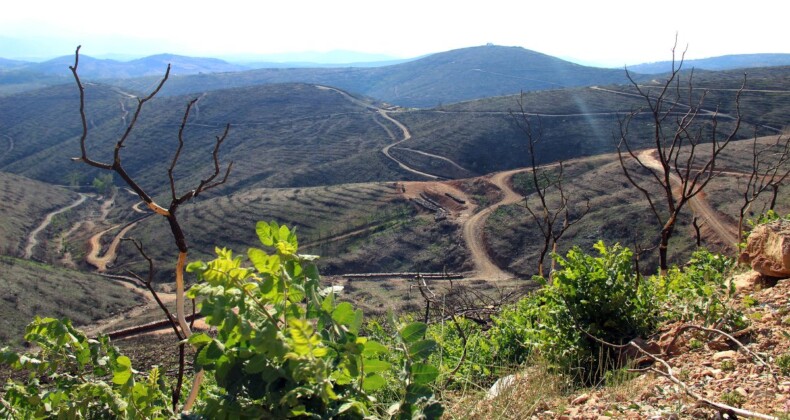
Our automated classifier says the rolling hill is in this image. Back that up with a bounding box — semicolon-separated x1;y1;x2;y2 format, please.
109;45;633;108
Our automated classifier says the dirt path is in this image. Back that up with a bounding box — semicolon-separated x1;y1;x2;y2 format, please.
638;150;739;248
395;147;470;174
462;168;529;280
315;85;446;179
23;193;89;259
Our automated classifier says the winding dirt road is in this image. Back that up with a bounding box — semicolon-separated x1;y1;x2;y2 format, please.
638;150;739;249
316;85;451;179
23;193;89;259
462;169;528;280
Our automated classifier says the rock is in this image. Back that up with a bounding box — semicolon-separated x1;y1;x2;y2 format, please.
732;270;764;292
570;393;589;405
486;374;517;399
739;220;790;278
713;350;738;361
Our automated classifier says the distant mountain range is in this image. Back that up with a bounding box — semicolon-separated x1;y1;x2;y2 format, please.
626;53;790;74
108;45;631;108
2;45;790;107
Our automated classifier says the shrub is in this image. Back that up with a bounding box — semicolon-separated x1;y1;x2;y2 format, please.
656;249;745;331
1;222;445;419
484;242;655;384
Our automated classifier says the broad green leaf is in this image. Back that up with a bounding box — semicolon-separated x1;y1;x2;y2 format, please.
362;373;387;391
248;247;279;275
362;340;388;356
256;221;274;247
399;322;427;344
410;363;439;385
197;340;225;367
408;339;437;360
187;333;212;348
332;302;356;327
185;260;207;273
112;355;132;385
363;359;391;374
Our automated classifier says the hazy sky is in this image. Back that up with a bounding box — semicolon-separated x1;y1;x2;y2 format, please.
2;0;788;66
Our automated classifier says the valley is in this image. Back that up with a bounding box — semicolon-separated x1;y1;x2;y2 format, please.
0;44;789;417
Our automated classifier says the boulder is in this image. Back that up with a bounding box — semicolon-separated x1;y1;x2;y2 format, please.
739;220;790;278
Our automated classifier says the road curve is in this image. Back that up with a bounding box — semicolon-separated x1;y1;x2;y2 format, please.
315;85;444;179
462;168;529;280
24;193;89;259
638;150;739;248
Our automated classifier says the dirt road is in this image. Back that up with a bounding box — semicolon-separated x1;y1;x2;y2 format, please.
638;150;739;248
462;168;528;280
23;193;89;259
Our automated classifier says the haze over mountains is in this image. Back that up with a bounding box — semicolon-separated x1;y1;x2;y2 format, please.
3;45;790;106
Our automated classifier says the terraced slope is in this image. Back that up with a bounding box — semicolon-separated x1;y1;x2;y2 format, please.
0;83;408;193
117;182;470;279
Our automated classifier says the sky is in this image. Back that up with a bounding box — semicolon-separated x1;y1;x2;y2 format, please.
2;0;789;67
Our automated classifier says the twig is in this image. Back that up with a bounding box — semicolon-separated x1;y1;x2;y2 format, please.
662;324;777;383
583;329;777;419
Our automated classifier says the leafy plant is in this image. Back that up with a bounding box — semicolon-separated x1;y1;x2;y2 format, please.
0;317;172;419
483;242;655;385
656;249;746;331
184;221;443;418
1;222;444;419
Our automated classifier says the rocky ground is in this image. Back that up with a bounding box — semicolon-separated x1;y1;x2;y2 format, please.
533;274;790;419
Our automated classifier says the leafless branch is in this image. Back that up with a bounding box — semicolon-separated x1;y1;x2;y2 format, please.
583;328;777;419
616;39;744;272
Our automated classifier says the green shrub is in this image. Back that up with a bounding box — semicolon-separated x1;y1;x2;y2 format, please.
484;242;654;384
0;317;172;419
1;222;444;419
656;249;745;331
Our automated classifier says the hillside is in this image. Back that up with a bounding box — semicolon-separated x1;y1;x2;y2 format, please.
0;172;83;257
0;82;410;193
0;255;144;347
109;45;633;108
4;64;786;194
629;53;790;73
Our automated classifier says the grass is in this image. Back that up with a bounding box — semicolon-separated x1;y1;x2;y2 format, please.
443;356;572;419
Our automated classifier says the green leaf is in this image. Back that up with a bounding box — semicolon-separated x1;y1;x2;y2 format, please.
248;247;279;275
363;359;391;374
363;373;387;391
408;340;437;360
186;260;207;273
362;340;388;357
332;302;356;327
187;333;212;348
197;339;225;367
410;363;439;385
112;355;133;385
256;221;274;247
399;322;427;344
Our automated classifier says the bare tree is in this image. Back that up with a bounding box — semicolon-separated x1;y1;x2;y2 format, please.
511;93;590;278
616;40;743;273
70;46;232;412
737;132;790;241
